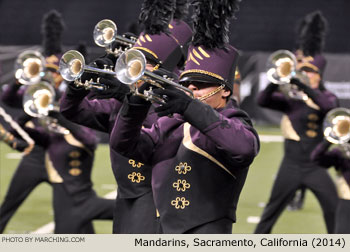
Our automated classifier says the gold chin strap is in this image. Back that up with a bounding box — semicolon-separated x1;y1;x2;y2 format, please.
198;84;225;101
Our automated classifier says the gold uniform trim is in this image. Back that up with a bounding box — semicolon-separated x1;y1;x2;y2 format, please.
198;47;210;58
45;63;59;71
64;134;93;156
128;159;144;168
305;98;320;110
127;172;145;183
145;34;152;42
182;123;236;178
140;35;146;43
171;197;190;209
45;153;63;183
175;162;192;174
133;47;158;60
168;24;174;29
335;175;350;200
172;179;191;192
189;52;200;65
280;115;301;141
192;48;203;60
180;69;224;81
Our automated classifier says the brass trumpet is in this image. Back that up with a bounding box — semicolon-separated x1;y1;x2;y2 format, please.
115;49;193;103
59;50;116;90
323;107;350;158
23;81;56;117
324;108;350;145
14;50;45;85
93;19;136;56
266;50;309;101
22;81;69;135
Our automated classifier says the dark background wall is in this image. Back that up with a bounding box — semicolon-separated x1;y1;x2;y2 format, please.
0;0;349;53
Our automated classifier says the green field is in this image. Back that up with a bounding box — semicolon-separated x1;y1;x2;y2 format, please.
0;127;334;233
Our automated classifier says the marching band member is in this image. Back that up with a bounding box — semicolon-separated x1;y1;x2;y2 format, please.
60;0;192;233
311;109;350;233
255;11;339;233
0;10;65;233
109;0;259;234
20;111;114;234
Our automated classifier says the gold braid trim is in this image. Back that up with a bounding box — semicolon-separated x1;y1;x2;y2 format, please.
198;85;225;101
180;69;224;81
133;47;158;60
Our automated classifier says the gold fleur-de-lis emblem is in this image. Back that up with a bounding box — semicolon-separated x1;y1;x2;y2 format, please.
171;197;190;209
172;179;191;192
128;159;144;168
175;162;191;175
127;172;145;183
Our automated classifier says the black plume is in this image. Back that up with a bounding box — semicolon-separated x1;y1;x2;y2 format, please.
296;10;328;56
76;41;88;59
41;9;65;56
174;0;189;20
138;0;176;35
192;0;241;49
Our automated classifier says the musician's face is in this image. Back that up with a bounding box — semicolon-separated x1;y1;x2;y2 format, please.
186;82;230;109
305;71;321;89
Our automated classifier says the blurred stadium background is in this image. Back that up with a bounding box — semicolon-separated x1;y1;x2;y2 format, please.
0;0;349;233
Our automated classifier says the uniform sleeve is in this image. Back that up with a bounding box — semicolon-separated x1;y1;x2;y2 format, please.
311;139;344;169
60;84;122;133
184;99;260;168
110;96;157;164
257;83;290;113
23;126;50;149
309;89;338;113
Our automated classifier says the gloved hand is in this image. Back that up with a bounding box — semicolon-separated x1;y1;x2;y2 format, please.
90;75;130;101
15;139;30;152
153;88;193;117
128;82;154;105
80;57;115;84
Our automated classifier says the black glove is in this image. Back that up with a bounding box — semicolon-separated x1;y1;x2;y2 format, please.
128;82;154;105
153;88;193;117
290;77;317;100
15;140;30;152
89;76;130;101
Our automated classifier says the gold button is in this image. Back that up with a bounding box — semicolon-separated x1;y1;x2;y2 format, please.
306;130;317;138
308;114;319;121
69;168;82;176
307;122;319;130
69;160;81;167
69;151;81;158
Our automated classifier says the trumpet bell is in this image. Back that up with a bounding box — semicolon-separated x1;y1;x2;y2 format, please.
116;49;146;84
93;19;117;47
59;50;85;81
266;50;297;85
324;108;350;144
23;81;56;117
14;50;45;85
